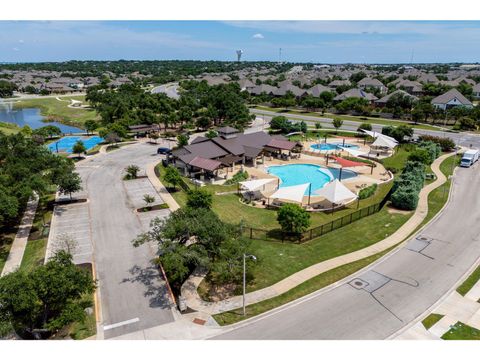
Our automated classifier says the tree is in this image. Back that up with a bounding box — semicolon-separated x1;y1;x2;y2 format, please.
177;134;189;148
34;125;62;139
407;148;431;165
0;251;95;339
357;123;372;133
0;80;17;97
163;165;183;190
149;132;160;143
20;125;33;137
315;122;322;130
84;120;98;135
105;132;121;145
186;188;213;209
143;194;155;209
382;125;413;143
57;171;82;200
72;140;86;157
205;130;218;139
277;203;311;236
332;118;343;133
125;164;140;179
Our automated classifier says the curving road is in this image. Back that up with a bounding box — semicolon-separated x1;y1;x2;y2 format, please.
151;83;180;99
213;164;480;339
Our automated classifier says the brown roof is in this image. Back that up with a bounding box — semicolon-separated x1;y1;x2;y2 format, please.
217;126;238;134
266;138;297;151
188;157;222;171
183;141;229;159
219;154;243;165
191;136;209;144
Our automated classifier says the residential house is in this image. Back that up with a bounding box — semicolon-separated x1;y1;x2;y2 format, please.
357;78;386;94
472;83;480;99
334;88;378;103
431;88;473;111
393;79;423;96
328;79;351;89
374;90;418;107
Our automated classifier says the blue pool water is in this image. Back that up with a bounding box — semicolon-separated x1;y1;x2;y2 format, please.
47;136;103;153
267;164;357;195
310;142;360;151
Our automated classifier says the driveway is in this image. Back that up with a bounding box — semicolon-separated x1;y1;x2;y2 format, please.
213;164;480;339
53;141;176;339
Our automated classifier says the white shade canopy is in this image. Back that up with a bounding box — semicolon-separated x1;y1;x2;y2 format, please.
361;129;398;144
314;179;357;203
371;135;397;149
339;146;369;157
239;178;276;192
269;183;310;204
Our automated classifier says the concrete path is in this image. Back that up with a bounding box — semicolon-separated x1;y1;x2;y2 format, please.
146;162;180;211
182;152;455;315
1;194;39;276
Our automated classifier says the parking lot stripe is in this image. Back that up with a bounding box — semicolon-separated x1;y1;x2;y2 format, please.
103;317;140;331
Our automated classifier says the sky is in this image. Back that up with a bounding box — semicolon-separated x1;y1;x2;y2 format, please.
1;21;480;64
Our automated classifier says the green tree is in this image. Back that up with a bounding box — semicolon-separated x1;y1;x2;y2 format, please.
72;140;86;157
177;134;189;148
57;171;82;200
277;203;311;236
205;130;218;139
332;118;344;133
0;80;17;97
357;123;372;133
0;251;95;339
163;165;183;190
315;122;322;130
84;120;98;135
186;188;213;209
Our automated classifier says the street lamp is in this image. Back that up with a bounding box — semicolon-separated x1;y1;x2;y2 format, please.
243;253;257;316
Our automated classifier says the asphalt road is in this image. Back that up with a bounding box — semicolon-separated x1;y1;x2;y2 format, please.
214;164;480;339
76;142;175;339
251;109;480;149
151;83;180;99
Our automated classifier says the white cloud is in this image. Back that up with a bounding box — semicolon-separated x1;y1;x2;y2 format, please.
12;47;19;51
252;33;264;39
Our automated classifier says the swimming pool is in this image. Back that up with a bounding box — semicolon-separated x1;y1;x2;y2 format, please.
47;136;104;153
310;142;360;151
267;163;358;195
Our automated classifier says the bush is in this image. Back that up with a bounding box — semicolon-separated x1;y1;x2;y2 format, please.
418;135;455;152
407;148;432;165
224;170;248;185
277;203;311;236
391;185;419;210
358;183;378;200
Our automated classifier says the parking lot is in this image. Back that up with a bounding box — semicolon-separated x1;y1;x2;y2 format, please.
46;201;93;265
123;177;165;210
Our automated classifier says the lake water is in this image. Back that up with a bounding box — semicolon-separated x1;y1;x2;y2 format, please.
0;107;82;134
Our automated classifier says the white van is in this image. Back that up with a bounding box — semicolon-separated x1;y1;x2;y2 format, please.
460;149;480;167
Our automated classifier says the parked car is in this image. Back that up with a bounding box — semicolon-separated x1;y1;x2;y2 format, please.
157;147;172;155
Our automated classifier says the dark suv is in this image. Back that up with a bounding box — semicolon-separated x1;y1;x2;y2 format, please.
157;147;172;155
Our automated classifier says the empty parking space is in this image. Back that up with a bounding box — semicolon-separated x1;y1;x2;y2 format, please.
124;178;164;209
46;202;93;265
137;209;170;230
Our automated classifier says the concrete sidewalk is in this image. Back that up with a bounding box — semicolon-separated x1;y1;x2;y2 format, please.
146;161;180;211
1;194;39;276
181;152;455;315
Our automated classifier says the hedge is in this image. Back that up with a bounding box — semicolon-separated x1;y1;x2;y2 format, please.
391;160;425;210
358;183;378;200
418;135;455;152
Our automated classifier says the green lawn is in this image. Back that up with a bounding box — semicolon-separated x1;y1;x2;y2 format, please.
441;322;480;340
19;193;55;272
214;247;391;325
68;290;96;340
0;122;21;135
13;95;99;129
380;143;417;173
422;313;444;330
253;106;441;131
457;265;480;297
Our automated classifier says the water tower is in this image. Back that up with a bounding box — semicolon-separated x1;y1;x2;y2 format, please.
236;50;243;62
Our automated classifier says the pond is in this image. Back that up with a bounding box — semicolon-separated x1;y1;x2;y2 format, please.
0;107;82;134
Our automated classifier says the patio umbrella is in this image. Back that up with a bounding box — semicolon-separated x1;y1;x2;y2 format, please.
330;156;369;180
239;178;277;192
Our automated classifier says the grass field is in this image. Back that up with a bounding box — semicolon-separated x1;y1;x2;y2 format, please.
422;313;444;330
441;322;480;340
0;122;21;135
457;265;480;297
253;106;441;131
13;95;99;129
213;247;392;325
19;193;55;272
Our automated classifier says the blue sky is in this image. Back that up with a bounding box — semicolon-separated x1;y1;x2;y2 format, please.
0;21;479;63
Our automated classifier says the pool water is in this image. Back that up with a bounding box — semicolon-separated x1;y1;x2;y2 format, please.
267;163;357;195
310;142;360;151
47;136;103;153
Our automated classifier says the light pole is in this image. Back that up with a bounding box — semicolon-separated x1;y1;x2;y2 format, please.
243;253;257;316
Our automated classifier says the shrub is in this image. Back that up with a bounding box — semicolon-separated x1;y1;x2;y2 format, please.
407;148;431;165
418;135;455;152
186;188;213;209
224;170;248;185
358;183;377;200
391;185;419;210
277;203;311;236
